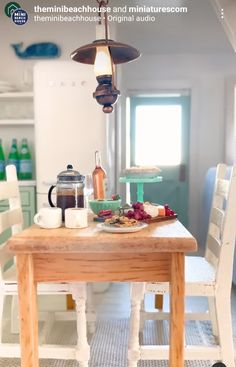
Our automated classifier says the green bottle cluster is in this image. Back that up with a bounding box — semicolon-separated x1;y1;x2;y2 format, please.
0;138;33;181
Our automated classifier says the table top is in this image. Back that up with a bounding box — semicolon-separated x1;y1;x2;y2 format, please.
7;220;197;255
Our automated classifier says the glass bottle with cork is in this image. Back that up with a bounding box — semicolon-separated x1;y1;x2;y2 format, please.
0;139;6;180
92;150;107;199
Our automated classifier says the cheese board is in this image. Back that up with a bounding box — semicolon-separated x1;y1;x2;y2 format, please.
144;214;178;223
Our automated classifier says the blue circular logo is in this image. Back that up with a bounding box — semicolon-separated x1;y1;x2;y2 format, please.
12;8;28;25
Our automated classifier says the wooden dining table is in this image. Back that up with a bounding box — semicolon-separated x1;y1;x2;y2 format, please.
7;218;197;367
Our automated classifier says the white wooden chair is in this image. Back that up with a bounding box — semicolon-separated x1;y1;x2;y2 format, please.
128;163;236;367
0;165;95;365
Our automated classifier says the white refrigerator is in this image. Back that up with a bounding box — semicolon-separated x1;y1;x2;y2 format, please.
34;61;115;210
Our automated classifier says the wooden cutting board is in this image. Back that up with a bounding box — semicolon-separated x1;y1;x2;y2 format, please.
144;214;177;223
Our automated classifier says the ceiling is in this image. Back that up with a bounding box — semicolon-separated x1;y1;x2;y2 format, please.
115;0;234;54
22;0;234;54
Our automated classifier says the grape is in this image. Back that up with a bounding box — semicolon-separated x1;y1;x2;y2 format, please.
132;202;144;211
142;212;149;219
127;210;134;219
134;212;141;220
125;204;151;221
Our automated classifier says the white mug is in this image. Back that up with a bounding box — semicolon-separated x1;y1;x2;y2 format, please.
34;207;62;229
65;208;88;229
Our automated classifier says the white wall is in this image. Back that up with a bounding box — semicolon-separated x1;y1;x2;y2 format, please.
0;14;97;86
119;53;236;247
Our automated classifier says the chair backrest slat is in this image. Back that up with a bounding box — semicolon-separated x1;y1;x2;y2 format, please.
205;164;236;288
0;208;23;233
0;242;13;268
215;178;229;200
206;233;221;261
210;207;224;231
0;181;19;201
0;165;23;280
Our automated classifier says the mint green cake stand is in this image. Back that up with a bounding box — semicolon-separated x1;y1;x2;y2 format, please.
119;176;163;202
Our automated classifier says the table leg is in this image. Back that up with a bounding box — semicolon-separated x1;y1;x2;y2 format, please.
17;254;39;367
169;253;185;367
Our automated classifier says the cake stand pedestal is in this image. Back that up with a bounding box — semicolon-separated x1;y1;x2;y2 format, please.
119;176;163;202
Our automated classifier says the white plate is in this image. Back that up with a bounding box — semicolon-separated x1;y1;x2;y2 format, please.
97;222;148;233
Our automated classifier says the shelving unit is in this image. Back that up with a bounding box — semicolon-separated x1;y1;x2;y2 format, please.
0;90;36;180
0;91;33;98
0;119;34;126
0;91;34;126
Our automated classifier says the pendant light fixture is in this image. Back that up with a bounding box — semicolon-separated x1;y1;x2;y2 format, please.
71;0;140;113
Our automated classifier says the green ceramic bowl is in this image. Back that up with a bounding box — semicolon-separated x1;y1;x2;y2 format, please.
89;199;122;215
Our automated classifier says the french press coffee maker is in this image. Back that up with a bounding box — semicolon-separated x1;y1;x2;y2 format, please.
48;164;85;220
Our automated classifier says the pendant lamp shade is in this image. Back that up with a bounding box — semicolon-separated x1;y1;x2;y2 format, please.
71;40;141;65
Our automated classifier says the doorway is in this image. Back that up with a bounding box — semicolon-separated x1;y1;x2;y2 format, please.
129;94;190;226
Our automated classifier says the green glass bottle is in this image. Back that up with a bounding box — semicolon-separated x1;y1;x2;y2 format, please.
8;138;19;174
0;139;6;180
18;138;32;180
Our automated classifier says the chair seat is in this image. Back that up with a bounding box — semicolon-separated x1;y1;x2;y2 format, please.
185;256;216;283
146;256;216;296
2;265;71;294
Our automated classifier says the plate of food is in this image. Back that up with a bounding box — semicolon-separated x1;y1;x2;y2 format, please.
97;215;148;233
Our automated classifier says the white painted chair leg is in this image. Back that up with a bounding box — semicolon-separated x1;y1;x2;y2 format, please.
39;312;55;345
70;283;90;367
86;283;96;335
208;296;218;338
215;293;235;367
0;292;5;343
139;300;145;333
10;295;19;334
128;283;145;367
